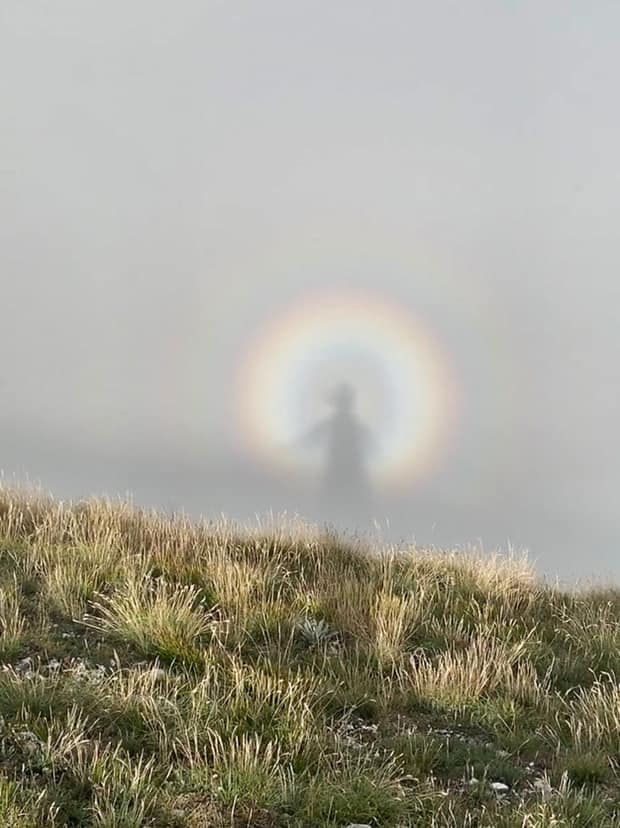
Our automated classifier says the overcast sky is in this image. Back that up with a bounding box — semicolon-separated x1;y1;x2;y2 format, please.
2;1;619;582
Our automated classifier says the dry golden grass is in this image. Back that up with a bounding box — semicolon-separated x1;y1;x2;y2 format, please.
0;485;619;826
0;580;26;657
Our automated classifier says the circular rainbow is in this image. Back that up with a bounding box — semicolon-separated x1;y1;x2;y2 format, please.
236;289;459;489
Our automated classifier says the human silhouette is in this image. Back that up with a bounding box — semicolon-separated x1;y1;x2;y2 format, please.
300;381;375;532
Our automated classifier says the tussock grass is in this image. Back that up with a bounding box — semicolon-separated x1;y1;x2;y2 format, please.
0;775;58;827
42;543;122;620
0;485;619;826
406;632;549;712
560;676;620;754
83;575;217;665
0;580;26;658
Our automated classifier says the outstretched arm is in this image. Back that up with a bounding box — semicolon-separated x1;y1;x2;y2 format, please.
276;420;327;454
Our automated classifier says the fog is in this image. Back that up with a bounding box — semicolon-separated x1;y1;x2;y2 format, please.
2;1;619;583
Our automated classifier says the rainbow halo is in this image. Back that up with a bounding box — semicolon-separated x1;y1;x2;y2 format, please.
237;289;458;489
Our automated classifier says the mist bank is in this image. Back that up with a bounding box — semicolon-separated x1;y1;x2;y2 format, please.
2;416;616;585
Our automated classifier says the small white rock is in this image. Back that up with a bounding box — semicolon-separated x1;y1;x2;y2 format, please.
490;781;509;792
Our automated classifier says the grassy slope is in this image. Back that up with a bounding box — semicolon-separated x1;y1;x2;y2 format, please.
0;489;619;826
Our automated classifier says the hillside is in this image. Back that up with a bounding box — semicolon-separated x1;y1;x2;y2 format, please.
0;488;618;826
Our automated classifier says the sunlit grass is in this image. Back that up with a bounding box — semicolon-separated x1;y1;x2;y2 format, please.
83;574;217;665
0;484;620;826
0;580;26;659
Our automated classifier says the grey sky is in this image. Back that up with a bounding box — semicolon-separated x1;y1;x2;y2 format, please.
2;2;619;581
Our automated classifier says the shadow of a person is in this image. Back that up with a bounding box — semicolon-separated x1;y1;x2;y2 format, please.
300;381;375;532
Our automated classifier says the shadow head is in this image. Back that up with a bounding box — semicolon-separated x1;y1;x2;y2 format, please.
327;381;356;413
